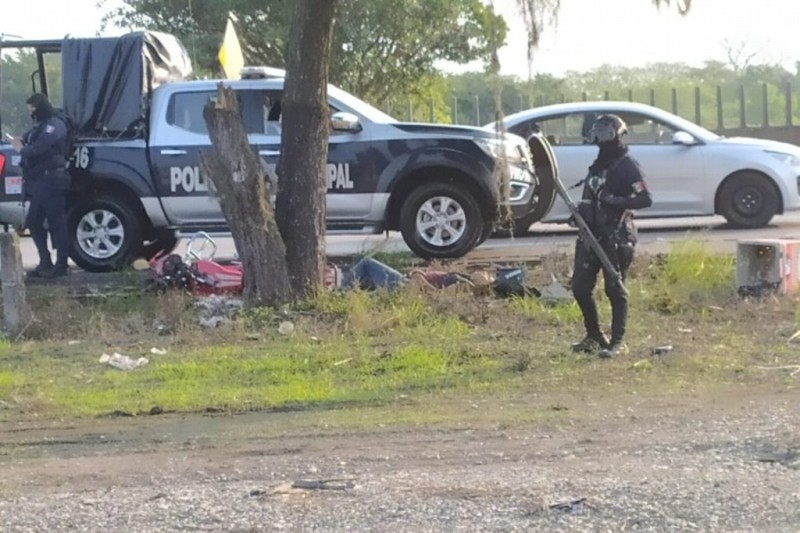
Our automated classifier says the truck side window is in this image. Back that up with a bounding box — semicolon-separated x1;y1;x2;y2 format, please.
167;90;264;135
167;91;216;134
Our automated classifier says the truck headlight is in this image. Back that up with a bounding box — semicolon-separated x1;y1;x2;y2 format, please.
475;138;524;165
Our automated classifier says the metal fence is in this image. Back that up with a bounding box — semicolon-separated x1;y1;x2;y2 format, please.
383;82;800;131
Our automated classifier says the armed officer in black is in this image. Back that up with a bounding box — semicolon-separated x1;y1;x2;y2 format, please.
11;93;71;278
570;114;652;358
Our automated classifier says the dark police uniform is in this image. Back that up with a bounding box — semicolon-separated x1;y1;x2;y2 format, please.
571;114;652;357
21;112;71;276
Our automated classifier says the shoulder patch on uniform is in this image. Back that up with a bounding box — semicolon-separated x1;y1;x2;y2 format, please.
45;125;56;134
632;180;647;193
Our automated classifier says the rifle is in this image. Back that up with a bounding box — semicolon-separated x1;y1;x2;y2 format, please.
554;171;628;296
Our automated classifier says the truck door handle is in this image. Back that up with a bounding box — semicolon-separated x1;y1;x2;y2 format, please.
259;150;280;157
160;149;187;156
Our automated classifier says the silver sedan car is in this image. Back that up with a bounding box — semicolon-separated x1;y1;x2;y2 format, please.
488;101;800;232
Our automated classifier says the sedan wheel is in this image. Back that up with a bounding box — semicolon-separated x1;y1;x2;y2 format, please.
718;171;778;229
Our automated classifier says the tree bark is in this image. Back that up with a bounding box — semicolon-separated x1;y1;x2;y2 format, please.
201;84;292;307
276;0;339;297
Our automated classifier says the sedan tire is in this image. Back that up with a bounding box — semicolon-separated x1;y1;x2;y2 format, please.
718;171;779;229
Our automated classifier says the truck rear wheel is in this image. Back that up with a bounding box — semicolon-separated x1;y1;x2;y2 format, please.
68;194;143;272
399;182;483;259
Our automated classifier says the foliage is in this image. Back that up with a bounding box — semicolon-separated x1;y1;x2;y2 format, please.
102;0;505;103
642;241;735;314
425;60;800;128
1;51;63;136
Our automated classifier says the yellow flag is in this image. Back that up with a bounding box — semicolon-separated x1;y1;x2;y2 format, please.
218;17;244;80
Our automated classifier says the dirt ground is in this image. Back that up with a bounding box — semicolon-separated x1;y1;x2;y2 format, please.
1;383;798;532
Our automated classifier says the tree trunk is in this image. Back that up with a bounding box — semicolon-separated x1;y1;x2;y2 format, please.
276;0;339;297
201;84;292;307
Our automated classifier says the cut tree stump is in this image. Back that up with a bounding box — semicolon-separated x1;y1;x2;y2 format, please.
0;231;30;339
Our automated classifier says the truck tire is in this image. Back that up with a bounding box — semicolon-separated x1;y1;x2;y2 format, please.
399;182;483;259
718;171;778;229
142;228;179;261
68;194;143;272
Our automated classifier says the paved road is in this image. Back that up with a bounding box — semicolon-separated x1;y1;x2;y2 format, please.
15;213;800;269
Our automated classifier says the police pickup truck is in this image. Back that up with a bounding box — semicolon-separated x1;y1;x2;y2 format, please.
0;34;541;272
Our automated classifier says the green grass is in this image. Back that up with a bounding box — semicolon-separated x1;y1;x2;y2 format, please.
639;241;735;313
7;338;501;417
1;242;797;422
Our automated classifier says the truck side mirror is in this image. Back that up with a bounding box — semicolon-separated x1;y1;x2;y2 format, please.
331;112;362;133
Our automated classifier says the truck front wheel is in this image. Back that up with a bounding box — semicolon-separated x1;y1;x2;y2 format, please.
399;182;483;259
68;194;143;272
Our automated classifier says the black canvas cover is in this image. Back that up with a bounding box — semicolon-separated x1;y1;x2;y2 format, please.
62;32;192;137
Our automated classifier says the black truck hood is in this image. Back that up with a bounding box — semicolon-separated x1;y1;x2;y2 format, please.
390;122;499;140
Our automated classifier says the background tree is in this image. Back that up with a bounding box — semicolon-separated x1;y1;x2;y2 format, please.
275;0;339;297
103;0;504;103
1;51;62;136
197;0;338;305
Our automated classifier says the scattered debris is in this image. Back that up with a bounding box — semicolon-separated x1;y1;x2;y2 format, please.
291;479;355;491
195;295;244;328
150;347;167;355
199;316;225;329
152;320;174;336
67;340;81;346
651;345;673;355
788;330;800;343
755;365;800;377
549;498;586;515
754;448;800;469
632;359;653;371
99;352;149;370
333;358;352;366
278;321;295;336
738;280;781;298
678;328;693;334
538;279;572;303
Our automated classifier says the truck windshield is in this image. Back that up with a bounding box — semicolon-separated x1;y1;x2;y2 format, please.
328;85;397;124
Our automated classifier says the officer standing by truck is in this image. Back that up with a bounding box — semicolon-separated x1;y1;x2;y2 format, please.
570;114;652;358
10;93;71;278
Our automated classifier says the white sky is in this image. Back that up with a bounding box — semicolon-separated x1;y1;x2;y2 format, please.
2;0;798;77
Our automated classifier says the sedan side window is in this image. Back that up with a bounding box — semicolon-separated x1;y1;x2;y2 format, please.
616;112;677;145
519;113;588;146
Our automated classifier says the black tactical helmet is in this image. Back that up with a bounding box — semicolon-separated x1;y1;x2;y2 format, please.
587;114;627;144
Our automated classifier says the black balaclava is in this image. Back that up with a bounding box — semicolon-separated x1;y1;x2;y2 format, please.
589;137;629;174
588;114;629;174
26;93;54;123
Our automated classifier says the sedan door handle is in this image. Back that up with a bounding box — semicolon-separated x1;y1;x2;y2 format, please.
160;149;188;156
259;150;280;157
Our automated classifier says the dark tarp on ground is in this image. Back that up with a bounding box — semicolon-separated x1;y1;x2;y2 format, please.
62;32;192;137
